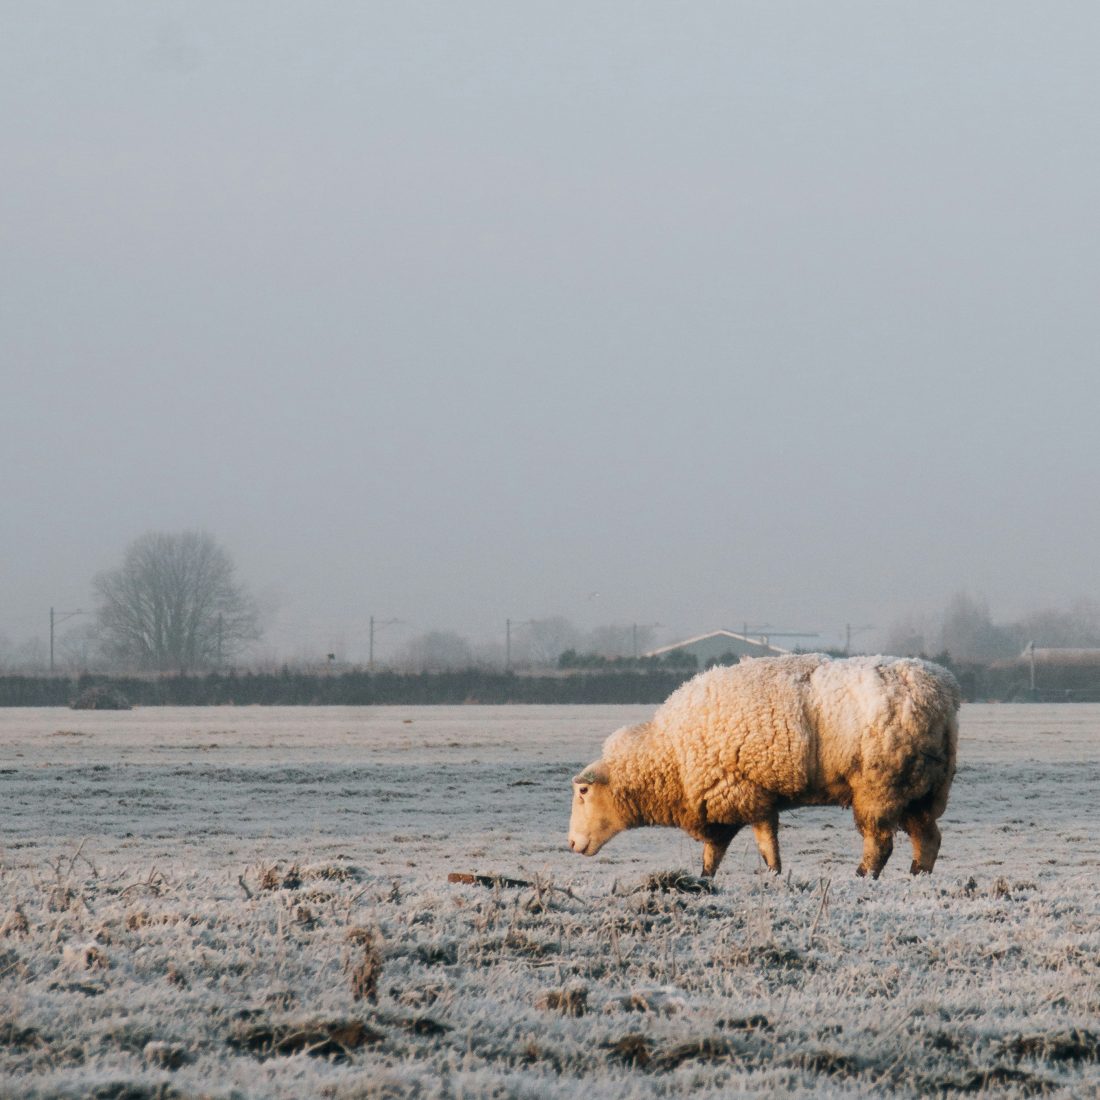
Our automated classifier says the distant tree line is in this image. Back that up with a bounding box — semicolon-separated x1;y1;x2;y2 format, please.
0;668;697;708
884;592;1100;664
6;653;1100;706
557;648;698;671
8;530;1100;697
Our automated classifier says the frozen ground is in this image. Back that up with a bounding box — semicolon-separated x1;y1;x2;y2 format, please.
0;703;1097;1098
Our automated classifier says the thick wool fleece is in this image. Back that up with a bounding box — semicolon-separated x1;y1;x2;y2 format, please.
600;654;960;842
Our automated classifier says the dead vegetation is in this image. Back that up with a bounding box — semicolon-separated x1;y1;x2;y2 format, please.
346;927;383;1003
637;869;716;894
228;1017;383;1061
2;839;1096;1100
1;704;1097;1098
537;985;588;1017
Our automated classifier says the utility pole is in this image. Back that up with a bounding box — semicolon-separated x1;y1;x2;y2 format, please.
50;607;87;673
369;616;401;670
845;623;874;656
740;624;819;654
743;622;773;643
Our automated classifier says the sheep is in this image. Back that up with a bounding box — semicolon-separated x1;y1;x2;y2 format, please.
568;654;960;879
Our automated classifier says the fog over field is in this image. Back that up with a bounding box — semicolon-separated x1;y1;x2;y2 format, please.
0;704;1098;1097
4;8;1100;1097
4;3;1100;662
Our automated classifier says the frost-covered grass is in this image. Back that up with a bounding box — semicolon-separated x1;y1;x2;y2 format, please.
0;704;1097;1098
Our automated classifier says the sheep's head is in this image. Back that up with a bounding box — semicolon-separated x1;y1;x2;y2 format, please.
568;762;626;857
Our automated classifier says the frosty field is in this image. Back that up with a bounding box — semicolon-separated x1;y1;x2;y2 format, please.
0;704;1097;1099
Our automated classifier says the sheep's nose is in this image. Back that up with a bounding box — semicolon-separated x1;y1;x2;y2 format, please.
568;837;576;851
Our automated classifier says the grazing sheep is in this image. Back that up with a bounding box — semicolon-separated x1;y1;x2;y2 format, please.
568;654;960;879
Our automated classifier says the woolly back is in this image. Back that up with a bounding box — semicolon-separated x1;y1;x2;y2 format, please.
807;655;960;735
654;654;960;777
655;655;827;740
649;656;829;796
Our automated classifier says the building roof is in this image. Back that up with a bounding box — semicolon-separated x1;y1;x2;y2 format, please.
1019;646;1100;667
645;629;790;659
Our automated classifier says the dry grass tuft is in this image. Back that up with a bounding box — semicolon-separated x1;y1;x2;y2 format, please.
394;982;446;1009
307;863;359;882
165;964;188;989
256;863;303;891
609;989;688;1016
726;944;809;971
653;1036;744;1071
143;1039;193;1069
639;870;716;895
1002;1029;1100;1063
716;1014;771;1031
228;1017;384;1061
0;907;30;938
48;885;75;912
346;927;382;1003
603;1033;653;1068
258;865;281;891
537;985;588;1017
61;942;109;972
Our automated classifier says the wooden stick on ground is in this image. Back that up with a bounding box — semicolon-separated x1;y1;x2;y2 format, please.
447;872;533;889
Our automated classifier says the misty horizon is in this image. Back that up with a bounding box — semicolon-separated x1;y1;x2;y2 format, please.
4;4;1100;668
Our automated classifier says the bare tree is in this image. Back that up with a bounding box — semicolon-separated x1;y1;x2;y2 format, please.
1017;600;1100;648
0;634;49;673
94;531;261;671
586;623;657;659
522;617;582;667
940;592;1016;663
882;615;929;657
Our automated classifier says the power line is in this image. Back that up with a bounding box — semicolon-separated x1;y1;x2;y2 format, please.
50;607;88;673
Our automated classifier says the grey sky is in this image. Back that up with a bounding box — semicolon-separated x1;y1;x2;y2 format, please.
3;2;1099;661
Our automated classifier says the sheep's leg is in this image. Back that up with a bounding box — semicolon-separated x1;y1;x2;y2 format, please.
701;824;740;878
751;813;781;873
902;811;941;875
853;803;894;879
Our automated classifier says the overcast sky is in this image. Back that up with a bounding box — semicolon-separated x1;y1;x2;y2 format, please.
3;2;1099;661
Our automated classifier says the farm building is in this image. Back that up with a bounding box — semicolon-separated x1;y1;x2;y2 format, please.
644;629;790;668
1018;646;1100;668
986;644;1100;701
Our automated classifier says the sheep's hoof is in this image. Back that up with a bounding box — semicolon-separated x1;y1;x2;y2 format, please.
855;865;867;878
910;860;930;876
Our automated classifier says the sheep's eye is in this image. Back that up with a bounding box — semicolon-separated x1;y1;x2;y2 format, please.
578;785;589;796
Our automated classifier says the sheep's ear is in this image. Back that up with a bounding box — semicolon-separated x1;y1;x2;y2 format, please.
573;763;609;786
